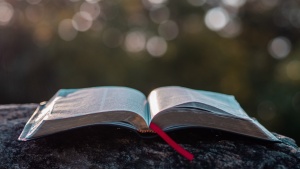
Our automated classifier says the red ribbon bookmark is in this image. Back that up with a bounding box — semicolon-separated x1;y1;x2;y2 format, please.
149;123;194;161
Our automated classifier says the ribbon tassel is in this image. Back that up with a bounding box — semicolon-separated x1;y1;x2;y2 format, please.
149;123;194;161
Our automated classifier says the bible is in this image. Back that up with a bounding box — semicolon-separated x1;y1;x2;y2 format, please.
19;86;277;142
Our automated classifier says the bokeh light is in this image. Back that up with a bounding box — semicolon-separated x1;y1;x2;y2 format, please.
149;6;170;24
1;0;300;144
146;36;167;57
0;1;14;26
222;0;246;8
204;7;230;31
218;19;241;38
58;19;78;41
142;0;167;10
86;0;101;4
90;20;104;32
268;36;291;59
80;2;101;20
148;0;167;6
72;12;93;32
124;31;146;53
158;20;179;40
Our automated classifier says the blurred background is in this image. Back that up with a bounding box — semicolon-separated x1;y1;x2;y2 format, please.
0;0;299;143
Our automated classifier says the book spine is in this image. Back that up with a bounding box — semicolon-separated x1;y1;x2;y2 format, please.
137;129;156;133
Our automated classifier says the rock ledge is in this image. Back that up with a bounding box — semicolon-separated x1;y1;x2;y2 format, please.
0;104;299;169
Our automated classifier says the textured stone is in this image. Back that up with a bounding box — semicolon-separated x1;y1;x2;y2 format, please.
0;104;300;169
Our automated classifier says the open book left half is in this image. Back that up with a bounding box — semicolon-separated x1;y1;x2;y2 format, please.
18;86;278;142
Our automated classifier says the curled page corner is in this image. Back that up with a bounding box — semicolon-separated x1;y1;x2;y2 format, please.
18;97;61;141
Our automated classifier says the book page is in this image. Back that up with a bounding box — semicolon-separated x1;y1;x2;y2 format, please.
48;87;149;122
148;86;249;120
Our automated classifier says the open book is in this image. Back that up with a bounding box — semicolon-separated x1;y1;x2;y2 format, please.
19;86;278;142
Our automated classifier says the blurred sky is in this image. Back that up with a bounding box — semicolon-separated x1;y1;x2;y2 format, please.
0;0;300;142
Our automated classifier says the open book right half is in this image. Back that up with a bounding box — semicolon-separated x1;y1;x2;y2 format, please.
18;86;279;141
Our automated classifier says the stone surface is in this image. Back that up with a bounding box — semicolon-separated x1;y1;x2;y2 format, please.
0;104;300;169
